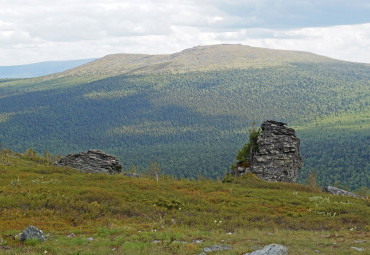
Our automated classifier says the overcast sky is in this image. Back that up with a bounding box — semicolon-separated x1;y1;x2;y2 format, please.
1;0;370;66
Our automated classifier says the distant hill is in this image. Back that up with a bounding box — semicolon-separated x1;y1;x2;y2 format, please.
0;44;368;190
0;58;96;78
53;44;336;79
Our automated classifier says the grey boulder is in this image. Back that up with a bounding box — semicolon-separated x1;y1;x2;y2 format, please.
244;244;288;255
199;244;232;254
55;150;122;174
322;186;364;199
20;226;44;242
123;172;141;178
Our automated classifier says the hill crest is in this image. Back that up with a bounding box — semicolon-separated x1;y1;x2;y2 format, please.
53;44;337;79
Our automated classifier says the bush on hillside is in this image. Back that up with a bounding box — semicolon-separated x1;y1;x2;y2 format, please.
233;122;261;168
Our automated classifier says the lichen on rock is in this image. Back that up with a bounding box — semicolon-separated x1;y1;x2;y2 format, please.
19;226;44;242
231;120;302;182
55;149;122;174
322;186;364;199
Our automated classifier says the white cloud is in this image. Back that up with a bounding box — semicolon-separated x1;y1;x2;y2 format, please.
243;24;370;63
0;0;369;65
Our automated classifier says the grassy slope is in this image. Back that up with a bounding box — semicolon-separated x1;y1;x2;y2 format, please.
0;152;369;254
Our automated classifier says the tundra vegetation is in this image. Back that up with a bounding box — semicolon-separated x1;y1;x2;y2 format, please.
0;149;368;254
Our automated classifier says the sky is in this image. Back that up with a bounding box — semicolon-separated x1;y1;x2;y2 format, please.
1;0;370;66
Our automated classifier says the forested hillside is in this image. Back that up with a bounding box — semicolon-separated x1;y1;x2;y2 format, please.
0;45;368;190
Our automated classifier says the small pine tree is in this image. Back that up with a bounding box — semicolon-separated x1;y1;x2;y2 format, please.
44;150;50;163
149;162;160;182
234;122;261;168
305;171;318;188
130;164;137;173
333;180;340;188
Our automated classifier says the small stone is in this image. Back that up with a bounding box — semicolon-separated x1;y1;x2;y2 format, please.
20;226;44;242
192;239;203;244
227;232;233;235
354;240;367;244
202;244;232;253
314;250;319;253
14;233;22;241
87;237;94;242
244;244;288;255
351;247;364;252
152;240;161;244
173;240;187;244
123;172;141;178
67;233;75;237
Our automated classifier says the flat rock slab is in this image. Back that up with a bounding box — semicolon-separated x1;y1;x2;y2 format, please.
20;226;44;242
351;247;365;252
244;244;288;255
199;244;232;254
322;186;364;199
123;172;141;178
55;150;122;174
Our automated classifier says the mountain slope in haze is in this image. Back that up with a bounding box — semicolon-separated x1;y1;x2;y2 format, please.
0;58;96;78
0;44;369;190
0;44;341;92
55;44;337;79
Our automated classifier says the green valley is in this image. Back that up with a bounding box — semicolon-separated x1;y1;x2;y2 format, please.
0;45;369;190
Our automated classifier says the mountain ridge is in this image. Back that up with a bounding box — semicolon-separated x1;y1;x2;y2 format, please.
1;44;363;90
55;44;338;79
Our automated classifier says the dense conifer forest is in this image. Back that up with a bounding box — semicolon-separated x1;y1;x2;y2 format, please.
0;58;369;190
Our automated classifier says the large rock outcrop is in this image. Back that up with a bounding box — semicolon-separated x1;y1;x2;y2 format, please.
233;120;302;182
55;150;122;174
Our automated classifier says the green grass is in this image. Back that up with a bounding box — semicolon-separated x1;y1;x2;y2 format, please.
0;152;368;254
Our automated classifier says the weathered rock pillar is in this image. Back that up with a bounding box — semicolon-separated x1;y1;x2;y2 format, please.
234;120;302;182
